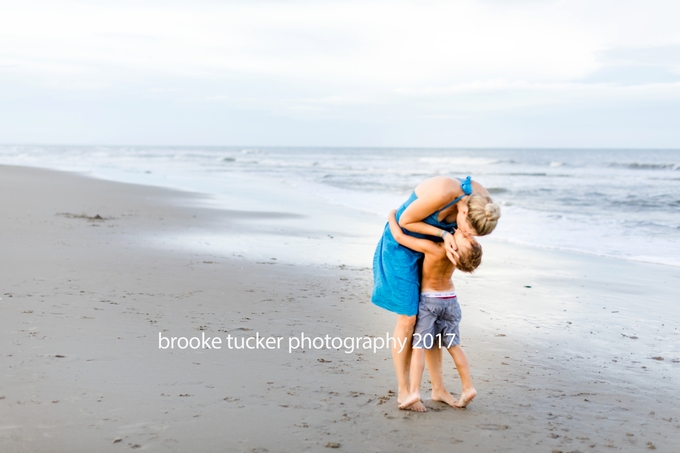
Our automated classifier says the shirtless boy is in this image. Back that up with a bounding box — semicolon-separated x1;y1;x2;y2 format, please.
387;209;482;412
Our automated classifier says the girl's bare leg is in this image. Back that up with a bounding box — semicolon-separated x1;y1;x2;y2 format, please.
392;315;425;411
399;348;427;411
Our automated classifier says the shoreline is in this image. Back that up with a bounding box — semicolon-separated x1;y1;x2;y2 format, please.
2;146;679;270
2;164;679;452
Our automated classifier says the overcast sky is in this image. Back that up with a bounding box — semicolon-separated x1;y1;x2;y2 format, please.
1;0;679;147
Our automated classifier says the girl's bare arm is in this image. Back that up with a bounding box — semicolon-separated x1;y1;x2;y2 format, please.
388;210;438;255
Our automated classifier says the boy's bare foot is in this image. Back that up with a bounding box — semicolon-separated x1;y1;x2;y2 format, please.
431;389;457;408
453;387;477;408
398;392;427;412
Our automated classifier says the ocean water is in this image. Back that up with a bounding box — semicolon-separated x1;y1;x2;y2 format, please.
2;146;679;267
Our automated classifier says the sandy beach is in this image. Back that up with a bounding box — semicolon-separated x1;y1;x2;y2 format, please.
2;164;679;453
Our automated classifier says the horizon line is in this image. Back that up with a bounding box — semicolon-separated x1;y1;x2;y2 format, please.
2;144;680;151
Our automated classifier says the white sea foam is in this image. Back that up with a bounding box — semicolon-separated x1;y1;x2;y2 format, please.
419;156;502;166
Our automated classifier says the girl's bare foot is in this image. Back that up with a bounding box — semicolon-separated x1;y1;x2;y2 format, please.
397;388;410;406
431;389;457;408
398;392;427;412
408;400;427;412
453;387;477;408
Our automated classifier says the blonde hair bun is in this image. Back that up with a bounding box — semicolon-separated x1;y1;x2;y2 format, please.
484;202;501;221
466;194;501;236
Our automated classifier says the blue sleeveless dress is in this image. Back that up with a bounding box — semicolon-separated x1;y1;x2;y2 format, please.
371;176;473;316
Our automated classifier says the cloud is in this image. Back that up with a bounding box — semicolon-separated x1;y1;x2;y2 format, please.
0;0;603;87
600;45;680;68
397;79;680;100
0;0;679;146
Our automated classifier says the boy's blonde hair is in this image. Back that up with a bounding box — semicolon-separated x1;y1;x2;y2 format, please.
456;240;482;273
467;194;501;236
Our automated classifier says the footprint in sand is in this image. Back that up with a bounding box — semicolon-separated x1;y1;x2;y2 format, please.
477;424;510;430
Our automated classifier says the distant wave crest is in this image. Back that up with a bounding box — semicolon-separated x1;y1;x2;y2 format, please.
611;162;680;171
418;157;503;166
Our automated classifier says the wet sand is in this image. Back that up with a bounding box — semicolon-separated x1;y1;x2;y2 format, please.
1;165;679;452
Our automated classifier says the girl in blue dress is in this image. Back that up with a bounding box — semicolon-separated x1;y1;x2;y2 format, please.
372;175;500;410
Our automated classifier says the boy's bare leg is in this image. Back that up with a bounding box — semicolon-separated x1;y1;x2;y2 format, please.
392;315;425;411
447;345;477;407
399;347;426;412
425;346;457;407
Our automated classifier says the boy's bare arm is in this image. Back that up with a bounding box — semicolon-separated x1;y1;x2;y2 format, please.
388;210;439;255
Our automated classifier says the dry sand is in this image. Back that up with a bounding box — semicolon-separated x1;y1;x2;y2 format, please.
2;165;679;452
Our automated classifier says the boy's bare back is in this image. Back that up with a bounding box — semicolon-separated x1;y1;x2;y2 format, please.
420;243;456;293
